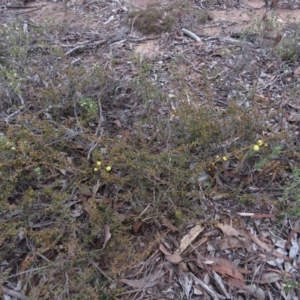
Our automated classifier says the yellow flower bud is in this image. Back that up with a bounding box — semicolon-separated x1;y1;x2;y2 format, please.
257;140;263;146
264;143;268;147
253;145;259;151
93;167;98;172
222;156;227;161
105;166;112;172
96;161;102;166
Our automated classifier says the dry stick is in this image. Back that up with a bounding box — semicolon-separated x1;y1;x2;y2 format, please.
95;85;106;136
5;5;40;9
6;265;49;279
91;261;113;282
1;286;30;300
130;14;140;34
64;39;108;55
15;5;46;15
87;140;99;160
182;28;201;42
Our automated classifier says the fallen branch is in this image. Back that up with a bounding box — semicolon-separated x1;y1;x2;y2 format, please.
182;28;201;42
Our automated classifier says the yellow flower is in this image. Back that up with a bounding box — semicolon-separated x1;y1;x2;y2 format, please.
222;156;228;161
257;140;263;146
216;155;220;159
93;167;98;172
105;166;112;172
96;161;102;166
264;143;268;147
253;145;259;151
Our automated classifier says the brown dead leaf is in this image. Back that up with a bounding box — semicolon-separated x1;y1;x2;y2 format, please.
226;278;248;290
210;236;248;250
217;223;242;237
193;284;204;295
291;226;300;234
237;267;252;275
159;244;171;256
102;224;111;250
259;234;272;245
113;201;125;209
132;221;143;233
259;272;283;284
101;198;113;205
178;262;189;272
119;129;131;143
179;225;203;253
288;112;300;122
159;244;182;263
272;117;287;133
204;229;219;237
253;93;269;103
67;238;77;257
20;254;34;279
113;119;122;128
250;214;275;219
160;216;179;232
227;279;265;299
80;195;92;216
165;252;182;264
208;258;244;281
222;159;230;170
285;229;297;250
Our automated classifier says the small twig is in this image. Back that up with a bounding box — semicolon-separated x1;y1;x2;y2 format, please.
181;55;202;74
91;261;114;282
182;28;201;42
128;36;160;42
65;45;86;56
73;99;83;131
3;109;21;124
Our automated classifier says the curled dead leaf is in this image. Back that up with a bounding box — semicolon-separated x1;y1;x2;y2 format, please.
159;243;171;256
118;269;164;288
160;216;179;232
217;223;242;237
102;224;111;250
179;225;203;253
132;221;143;233
209;236;249;250
165;252;182;264
113;119;122;128
208;258;244;281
